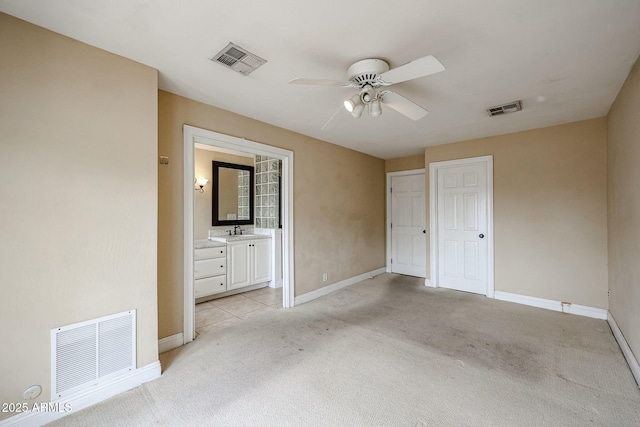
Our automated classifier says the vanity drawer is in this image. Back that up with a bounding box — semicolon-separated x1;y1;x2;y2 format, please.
194;275;227;298
195;246;227;260
194;258;227;279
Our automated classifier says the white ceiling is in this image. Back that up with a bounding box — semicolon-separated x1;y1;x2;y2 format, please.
2;0;640;159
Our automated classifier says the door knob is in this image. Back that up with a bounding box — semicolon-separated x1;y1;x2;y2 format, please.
479;234;485;238
423;230;426;234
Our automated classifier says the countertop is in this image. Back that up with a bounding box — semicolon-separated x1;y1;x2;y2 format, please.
195;233;271;248
194;239;227;249
208;233;272;243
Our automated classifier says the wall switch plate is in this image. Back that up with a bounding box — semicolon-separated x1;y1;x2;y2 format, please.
322;273;328;282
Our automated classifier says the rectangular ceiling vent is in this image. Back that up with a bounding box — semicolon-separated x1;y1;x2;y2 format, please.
487;100;522;117
211;42;267;76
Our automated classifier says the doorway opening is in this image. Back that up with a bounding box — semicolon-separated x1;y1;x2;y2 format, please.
183;125;295;344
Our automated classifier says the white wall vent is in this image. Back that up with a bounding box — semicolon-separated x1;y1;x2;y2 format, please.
487;100;522;117
211;42;267;76
51;310;136;399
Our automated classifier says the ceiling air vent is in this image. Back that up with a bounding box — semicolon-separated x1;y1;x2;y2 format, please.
211;42;267;76
487;100;522;117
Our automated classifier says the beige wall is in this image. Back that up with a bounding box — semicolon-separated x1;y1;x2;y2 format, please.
194;148;254;239
385;154;425;172
425;118;609;308
158;91;386;339
607;56;640;358
0;13;158;418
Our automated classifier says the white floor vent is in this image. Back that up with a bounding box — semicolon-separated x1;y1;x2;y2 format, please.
51;310;136;399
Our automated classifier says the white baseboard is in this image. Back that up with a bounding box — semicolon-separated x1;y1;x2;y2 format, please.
424;278;435;288
294;267;386;305
607;312;640;388
158;332;184;354
269;279;283;289
494;291;608;320
0;361;161;427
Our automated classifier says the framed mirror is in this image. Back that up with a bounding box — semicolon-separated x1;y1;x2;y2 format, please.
212;161;254;226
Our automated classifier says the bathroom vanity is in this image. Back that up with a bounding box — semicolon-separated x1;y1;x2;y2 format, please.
194;234;272;300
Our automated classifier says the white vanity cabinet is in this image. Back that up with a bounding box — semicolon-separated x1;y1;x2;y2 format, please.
227;238;272;291
194;246;227;298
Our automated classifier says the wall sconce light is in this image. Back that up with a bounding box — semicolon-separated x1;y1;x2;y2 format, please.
195;177;208;193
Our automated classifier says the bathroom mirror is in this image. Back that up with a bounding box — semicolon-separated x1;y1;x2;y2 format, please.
212;161;254;226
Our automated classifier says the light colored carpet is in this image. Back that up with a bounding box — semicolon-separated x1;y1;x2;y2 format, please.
48;273;640;426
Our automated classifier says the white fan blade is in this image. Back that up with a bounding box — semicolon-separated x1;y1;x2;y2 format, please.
379;55;445;84
381;91;429;120
289;78;350;87
321;104;346;131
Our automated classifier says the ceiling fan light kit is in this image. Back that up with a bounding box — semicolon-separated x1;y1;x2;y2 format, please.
289;54;445;127
352;103;366;118
370;99;382;117
344;94;361;113
346;84;383;118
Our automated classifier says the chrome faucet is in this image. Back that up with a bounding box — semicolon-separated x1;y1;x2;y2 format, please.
233;225;241;235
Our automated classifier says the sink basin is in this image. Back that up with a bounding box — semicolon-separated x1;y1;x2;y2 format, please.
208;234;269;243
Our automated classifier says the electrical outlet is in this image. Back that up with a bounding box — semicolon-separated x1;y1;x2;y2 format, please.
23;385;42;400
322;273;328;282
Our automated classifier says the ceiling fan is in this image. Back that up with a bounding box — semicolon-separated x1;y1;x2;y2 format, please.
289;55;445;129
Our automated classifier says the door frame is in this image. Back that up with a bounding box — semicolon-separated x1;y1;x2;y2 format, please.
428;156;494;298
183;125;295;345
386;168;426;274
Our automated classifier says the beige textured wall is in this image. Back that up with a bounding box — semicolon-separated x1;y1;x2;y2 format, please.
158;91;385;339
425;118;608;308
194;148;254;239
385;154;425;172
0;13;158;418
607;56;640;358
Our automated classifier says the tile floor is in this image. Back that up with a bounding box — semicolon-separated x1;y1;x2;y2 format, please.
195;286;283;337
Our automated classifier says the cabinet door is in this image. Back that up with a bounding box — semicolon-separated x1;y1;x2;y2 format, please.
251;239;272;285
227;241;251;290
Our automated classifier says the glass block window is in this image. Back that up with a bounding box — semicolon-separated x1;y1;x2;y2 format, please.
255;155;281;228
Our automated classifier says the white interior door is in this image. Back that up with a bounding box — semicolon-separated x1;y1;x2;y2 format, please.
436;162;488;294
391;173;426;277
